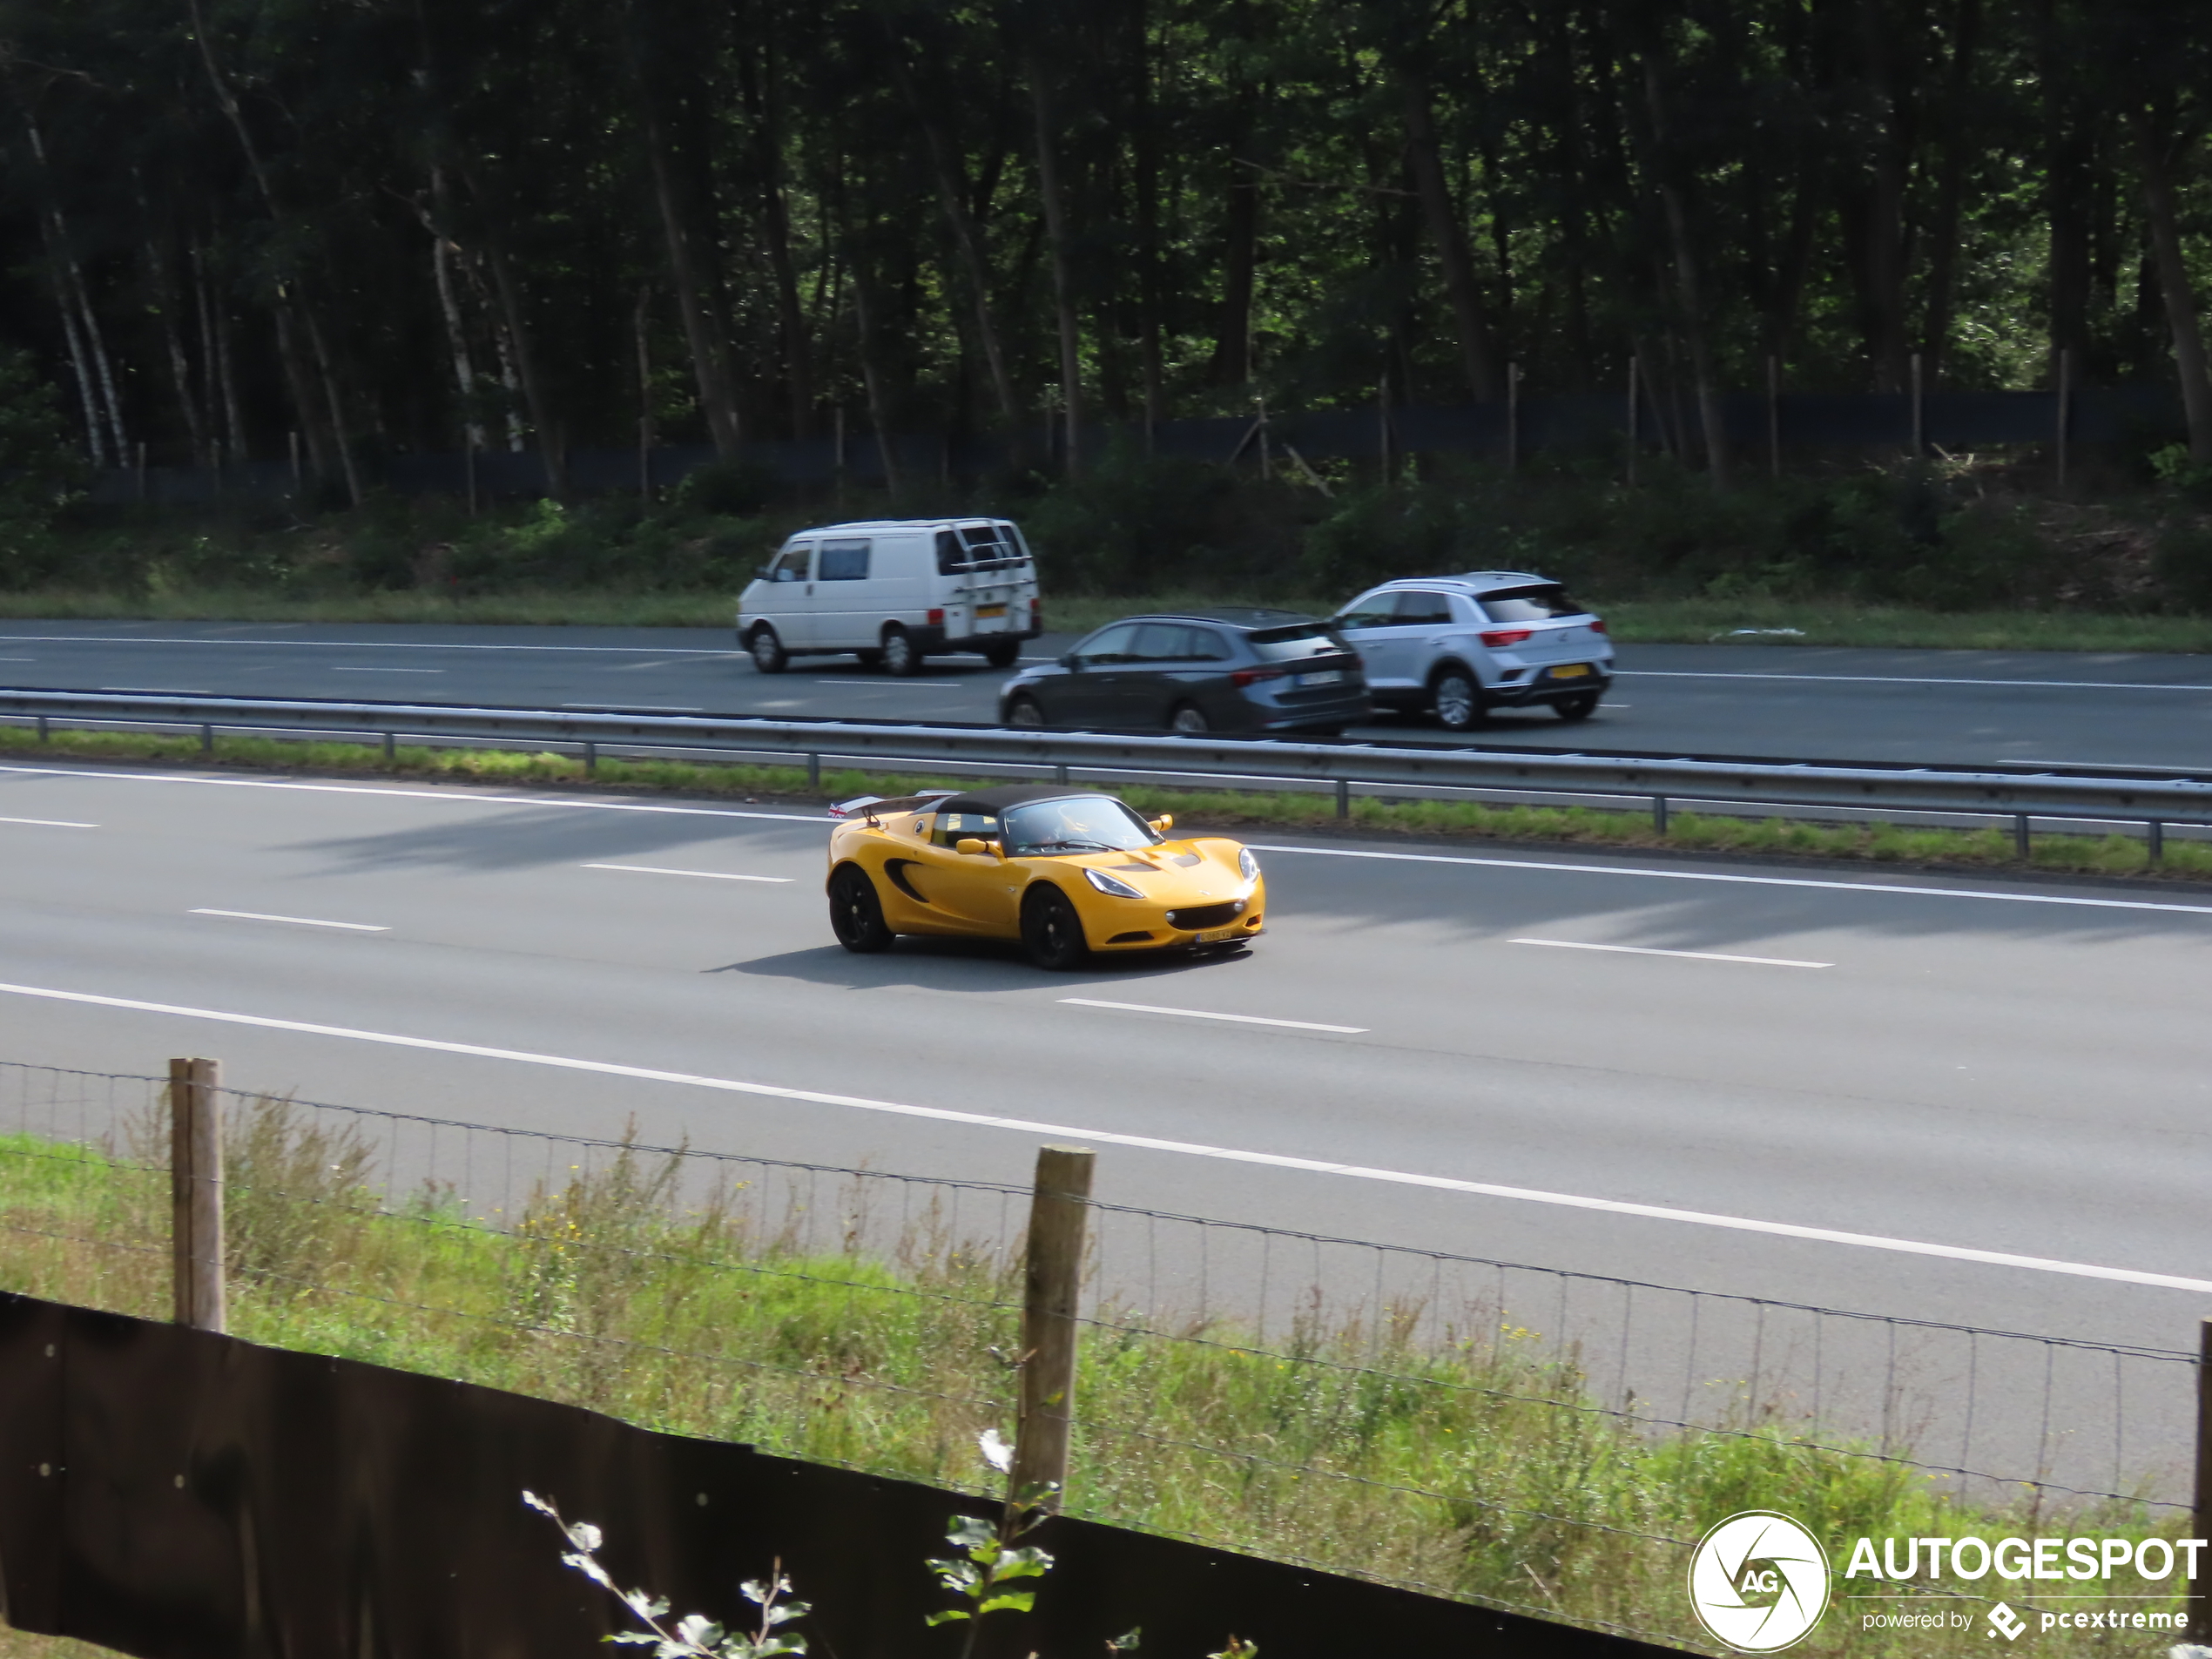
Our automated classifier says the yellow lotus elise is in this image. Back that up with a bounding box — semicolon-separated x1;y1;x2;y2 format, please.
826;784;1266;968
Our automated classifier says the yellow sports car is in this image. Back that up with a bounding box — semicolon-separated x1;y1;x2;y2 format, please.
826;784;1266;968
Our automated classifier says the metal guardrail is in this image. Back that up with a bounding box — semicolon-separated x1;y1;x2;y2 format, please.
2;686;2209;850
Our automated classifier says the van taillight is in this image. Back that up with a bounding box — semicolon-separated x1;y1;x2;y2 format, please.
1478;627;1533;647
1231;666;1286;688
927;608;945;626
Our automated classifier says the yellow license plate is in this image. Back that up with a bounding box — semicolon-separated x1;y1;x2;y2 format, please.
1550;663;1592;679
1196;928;1233;943
975;604;1008;618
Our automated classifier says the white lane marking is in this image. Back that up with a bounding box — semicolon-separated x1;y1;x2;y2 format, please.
813;678;962;688
1059;997;1366;1034
1511;938;1830;968
0;815;98;828
328;666;445;674
3;978;2206;1295
0;633;743;657
1623;669;2212;693
97;686;213;695
0;656;34;662
559;703;705;712
1248;843;2212;917
0;765;830;823
583;862;792;883
187;908;389;932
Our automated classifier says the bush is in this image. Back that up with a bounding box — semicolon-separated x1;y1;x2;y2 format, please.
0;347;85;587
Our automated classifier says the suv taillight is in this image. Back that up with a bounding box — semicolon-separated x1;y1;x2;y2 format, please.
1479;627;1533;647
1231;666;1287;689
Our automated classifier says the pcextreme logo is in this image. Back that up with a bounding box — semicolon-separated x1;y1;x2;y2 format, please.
1688;1511;1831;1652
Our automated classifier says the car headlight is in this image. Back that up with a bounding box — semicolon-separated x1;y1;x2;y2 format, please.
1084;867;1144;900
1238;847;1261;882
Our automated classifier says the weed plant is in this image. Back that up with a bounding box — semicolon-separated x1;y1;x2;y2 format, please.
2;724;2205;887
0;1102;2185;1656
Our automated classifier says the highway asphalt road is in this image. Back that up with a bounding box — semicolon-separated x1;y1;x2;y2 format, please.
0;754;2206;1494
0;619;2209;767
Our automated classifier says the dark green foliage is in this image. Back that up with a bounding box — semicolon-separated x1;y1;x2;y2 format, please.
676;460;782;518
0;348;84;586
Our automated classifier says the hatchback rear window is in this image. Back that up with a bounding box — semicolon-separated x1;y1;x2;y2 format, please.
1480;586;1586;622
1247;621;1341;659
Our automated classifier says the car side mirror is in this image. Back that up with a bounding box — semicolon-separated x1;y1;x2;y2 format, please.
1059;652;1078;669
954;837;996;858
1150;814;1173;833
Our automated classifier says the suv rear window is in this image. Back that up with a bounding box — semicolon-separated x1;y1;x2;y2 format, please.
1480;586;1585;621
1246;621;1340;660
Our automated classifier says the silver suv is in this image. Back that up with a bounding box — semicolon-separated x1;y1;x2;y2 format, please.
1331;572;1612;731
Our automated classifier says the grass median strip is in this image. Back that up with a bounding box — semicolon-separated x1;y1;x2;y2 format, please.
0;720;2207;887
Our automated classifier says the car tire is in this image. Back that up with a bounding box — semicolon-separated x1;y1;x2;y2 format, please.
1169;702;1211;734
882;626;922;677
1431;666;1486;732
748;626;789;675
1006;694;1047;727
983;640;1022;670
827;865;894;954
1553;691;1602;721
1022;885;1089;969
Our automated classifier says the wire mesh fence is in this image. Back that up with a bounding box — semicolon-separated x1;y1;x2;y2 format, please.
0;1057;2192;1651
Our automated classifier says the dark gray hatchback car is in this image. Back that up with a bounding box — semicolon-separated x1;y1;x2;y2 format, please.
997;609;1371;735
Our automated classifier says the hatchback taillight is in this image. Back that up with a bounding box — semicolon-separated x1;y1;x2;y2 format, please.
1231;666;1287;689
1591;618;1608;635
1479;627;1534;647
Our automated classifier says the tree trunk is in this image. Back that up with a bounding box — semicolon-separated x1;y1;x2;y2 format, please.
2134;113;2212;463
742;42;815;439
479;232;566;494
1644;57;1730;489
147;238;209;467
1399;71;1494;401
1919;0;1981;381
428;214;484;451
642;107;741;458
1028;50;1083;475
1852;0;1913;392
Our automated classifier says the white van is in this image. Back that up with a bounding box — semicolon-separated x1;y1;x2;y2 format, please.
736;517;1044;677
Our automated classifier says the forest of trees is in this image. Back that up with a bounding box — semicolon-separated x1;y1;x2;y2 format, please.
6;0;2212;502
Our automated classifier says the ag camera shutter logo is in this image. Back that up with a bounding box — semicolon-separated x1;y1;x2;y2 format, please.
1689;1511;1831;1652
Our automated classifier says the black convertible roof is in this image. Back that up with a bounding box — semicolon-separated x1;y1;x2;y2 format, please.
932;784;1098;816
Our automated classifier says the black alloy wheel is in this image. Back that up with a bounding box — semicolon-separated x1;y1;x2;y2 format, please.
1432;667;1485;732
1006;694;1046;727
748;626;789;674
827;865;894;953
984;640;1022;669
1552;691;1602;721
1022;886;1089;969
882;626;921;677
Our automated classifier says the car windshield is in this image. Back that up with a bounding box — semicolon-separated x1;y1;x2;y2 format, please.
1002;795;1161;855
1480;585;1586;621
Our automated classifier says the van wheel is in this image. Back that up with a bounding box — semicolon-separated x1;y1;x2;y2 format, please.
983;640;1021;670
853;649;885;670
882;626;921;677
748;626;788;675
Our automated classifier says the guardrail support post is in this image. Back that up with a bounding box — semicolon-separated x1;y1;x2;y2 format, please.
1335;777;1350;819
1055;763;1069;785
2191;1316;2212;1641
2149;820;2165;864
199;724;214;754
169;1057;226;1334
583;740;597;775
2013;814;2031;860
36;715;47;744
806;752;820;790
1652;795;1669;835
383;731;396;761
1012;1144;1095;1514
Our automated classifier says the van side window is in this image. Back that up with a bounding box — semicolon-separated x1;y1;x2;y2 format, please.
818;539;870;581
766;546;811;583
936;530;969;575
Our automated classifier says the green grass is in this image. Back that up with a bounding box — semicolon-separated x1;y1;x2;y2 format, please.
1;583;2210;652
0;1110;2183;1656
5;723;2207;887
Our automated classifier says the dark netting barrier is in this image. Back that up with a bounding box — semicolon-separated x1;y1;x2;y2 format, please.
0;1292;1670;1659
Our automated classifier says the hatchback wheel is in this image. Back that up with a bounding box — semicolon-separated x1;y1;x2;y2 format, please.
1006;694;1046;727
1169;702;1211;734
748;626;788;675
882;626;921;677
827;866;894;953
1022;886;1089;969
1553;691;1601;722
1432;668;1485;731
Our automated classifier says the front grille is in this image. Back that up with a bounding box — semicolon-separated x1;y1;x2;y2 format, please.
1167;900;1245;929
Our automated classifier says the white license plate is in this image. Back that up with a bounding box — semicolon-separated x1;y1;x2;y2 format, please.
1297;669;1343;688
975;604;1008;618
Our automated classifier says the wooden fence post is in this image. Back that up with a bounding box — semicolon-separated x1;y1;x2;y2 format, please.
1010;1144;1095;1513
170;1057;226;1334
2192;1316;2212;1641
